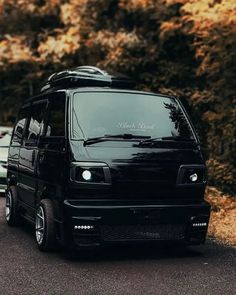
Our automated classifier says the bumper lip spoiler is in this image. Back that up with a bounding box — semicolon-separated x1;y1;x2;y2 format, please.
64;200;210;210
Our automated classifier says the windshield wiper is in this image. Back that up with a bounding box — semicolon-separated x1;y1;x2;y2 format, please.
84;134;151;146
139;135;195;145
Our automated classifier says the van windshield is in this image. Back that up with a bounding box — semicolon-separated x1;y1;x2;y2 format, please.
72;92;194;141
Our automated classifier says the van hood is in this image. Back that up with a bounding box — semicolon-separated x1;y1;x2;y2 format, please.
70;141;204;165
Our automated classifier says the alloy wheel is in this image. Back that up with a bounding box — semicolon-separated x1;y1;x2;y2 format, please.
5;191;12;222
35;206;45;245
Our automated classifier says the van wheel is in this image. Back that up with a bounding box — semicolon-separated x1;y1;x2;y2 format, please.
35;199;57;252
5;186;21;226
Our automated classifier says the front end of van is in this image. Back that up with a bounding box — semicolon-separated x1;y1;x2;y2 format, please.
61;89;211;249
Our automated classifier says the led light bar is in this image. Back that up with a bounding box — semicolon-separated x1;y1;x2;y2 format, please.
192;223;207;227
74;225;94;230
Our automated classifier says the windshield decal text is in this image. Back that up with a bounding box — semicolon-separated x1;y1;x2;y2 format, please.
117;122;155;132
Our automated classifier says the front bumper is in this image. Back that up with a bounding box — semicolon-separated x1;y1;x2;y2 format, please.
61;200;211;249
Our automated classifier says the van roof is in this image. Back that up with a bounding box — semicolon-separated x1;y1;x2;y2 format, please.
25;87;175;104
69;87;174;99
25;66;176;103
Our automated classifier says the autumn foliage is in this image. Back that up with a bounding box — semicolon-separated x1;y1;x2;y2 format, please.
206;186;236;246
0;0;235;193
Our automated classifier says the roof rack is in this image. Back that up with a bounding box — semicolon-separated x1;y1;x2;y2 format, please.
41;66;136;93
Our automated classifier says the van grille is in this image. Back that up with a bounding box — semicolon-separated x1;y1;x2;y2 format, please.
110;164;178;198
100;224;185;242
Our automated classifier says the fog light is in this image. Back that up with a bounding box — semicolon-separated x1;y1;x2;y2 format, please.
82;170;92;181
189;173;198;182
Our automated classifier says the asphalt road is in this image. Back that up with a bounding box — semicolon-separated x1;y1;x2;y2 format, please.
0;196;235;295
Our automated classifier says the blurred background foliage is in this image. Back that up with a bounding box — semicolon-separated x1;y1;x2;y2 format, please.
0;0;235;194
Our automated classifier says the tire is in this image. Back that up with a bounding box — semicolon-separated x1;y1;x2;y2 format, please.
5;186;21;226
35;199;57;252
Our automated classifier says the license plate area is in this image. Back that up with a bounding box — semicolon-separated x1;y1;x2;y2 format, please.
100;224;186;242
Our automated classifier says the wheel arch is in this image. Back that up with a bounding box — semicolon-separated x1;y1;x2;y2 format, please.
36;183;62;222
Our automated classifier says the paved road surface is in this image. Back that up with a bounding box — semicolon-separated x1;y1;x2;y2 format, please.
0;196;235;295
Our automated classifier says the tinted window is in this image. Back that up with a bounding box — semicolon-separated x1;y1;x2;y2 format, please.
24;102;47;142
12;107;29;142
72;92;194;140
46;96;65;137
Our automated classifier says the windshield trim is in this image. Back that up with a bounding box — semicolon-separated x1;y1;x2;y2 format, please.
70;90;198;144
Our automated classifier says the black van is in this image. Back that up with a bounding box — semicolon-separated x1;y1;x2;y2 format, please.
5;66;210;251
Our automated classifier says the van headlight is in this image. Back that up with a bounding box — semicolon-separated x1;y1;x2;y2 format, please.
70;162;112;185
82;170;92;181
176;165;206;186
189;173;198;182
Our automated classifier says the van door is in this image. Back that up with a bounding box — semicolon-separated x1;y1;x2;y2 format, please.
36;93;66;205
18;100;48;210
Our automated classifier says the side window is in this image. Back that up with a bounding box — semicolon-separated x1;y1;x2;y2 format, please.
12;107;29;143
46;95;66;137
24;102;47;143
